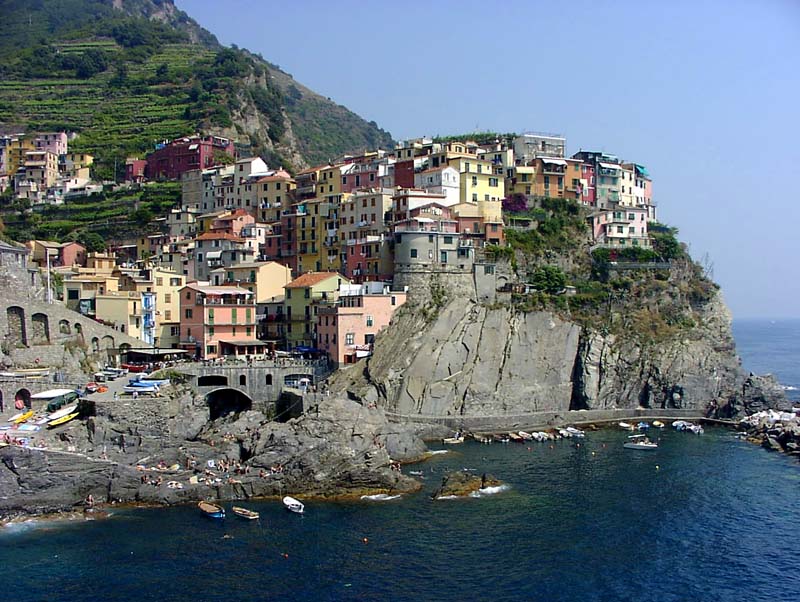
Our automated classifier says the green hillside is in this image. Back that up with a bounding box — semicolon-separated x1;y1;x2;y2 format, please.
0;0;393;176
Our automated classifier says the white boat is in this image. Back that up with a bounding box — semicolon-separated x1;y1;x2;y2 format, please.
624;434;658;450
283;496;304;514
618;422;635;430
46;403;78;422
518;431;533;441
565;427;585;438
443;431;465;444
672;420;690;430
123;385;158;394
686;424;704;434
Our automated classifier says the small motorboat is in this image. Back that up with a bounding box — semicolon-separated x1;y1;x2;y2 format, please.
623;434;658;450
47;412;80;428
637;422;650;430
686;424;704;434
565;427;585;438
672;420;690;431
508;432;523;442
283;496;304;514
652;420;665;428
232;506;260;521
518;431;533;441
443;431;465;444
198;501;225;519
618;421;635;431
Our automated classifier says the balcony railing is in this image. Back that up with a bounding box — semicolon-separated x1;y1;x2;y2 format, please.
196;298;252;306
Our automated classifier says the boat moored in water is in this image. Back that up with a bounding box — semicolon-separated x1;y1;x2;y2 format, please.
283;496;304;514
623;434;658;450
232;506;260;520
198;501;225;519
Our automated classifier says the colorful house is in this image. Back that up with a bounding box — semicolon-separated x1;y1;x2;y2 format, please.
179;284;261;359
283;272;350;349
316;282;407;366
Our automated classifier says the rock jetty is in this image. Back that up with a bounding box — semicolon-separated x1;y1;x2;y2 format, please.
739;408;800;459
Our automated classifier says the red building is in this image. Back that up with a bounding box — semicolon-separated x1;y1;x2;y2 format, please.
145;136;235;181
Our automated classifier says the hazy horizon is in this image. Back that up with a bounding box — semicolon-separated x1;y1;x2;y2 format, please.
178;0;800;319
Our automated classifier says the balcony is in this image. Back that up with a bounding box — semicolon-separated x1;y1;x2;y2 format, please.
206;319;257;326
598;167;619;177
196;297;252;306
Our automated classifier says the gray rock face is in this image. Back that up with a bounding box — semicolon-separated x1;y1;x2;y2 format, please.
346;288;782;423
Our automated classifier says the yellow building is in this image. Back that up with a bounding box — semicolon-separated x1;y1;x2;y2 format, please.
4;137;36;177
448;156;502;203
209;261;292;303
294;196;342;274
284;271;350;348
60;153;93;180
253;171;295;223
318;164;343;197
63;275;119;313
95;292;143;339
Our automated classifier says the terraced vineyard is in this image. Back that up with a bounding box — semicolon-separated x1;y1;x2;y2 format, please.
0;42;216;165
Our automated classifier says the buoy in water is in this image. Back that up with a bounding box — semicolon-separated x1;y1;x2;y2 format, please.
362;537;368;544
656;465;660;470
282;553;289;558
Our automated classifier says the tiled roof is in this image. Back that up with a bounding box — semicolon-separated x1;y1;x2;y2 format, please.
195;232;245;242
285;271;341;289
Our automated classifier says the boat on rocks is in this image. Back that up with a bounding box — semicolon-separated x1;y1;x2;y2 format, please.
283;496;304;514
565;427;585;438
47;412;80;429
623;434;658;450
232;506;260;520
508;432;523;442
198;501;225;519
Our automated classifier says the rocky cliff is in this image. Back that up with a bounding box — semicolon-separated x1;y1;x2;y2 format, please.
340;265;783;427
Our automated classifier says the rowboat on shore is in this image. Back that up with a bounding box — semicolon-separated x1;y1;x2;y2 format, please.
198;501;225;519
508;432;523;442
12;410;34;424
47;412;80;429
283;496;304;514
47;403;78;423
232;506;260;520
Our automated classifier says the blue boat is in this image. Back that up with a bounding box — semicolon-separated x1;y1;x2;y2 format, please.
198;501;225;519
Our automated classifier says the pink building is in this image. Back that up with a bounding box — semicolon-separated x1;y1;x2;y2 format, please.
589;205;651;249
35;132;68;156
210;209;254;237
59;242;87;267
316;283;407;365
179;283;263;359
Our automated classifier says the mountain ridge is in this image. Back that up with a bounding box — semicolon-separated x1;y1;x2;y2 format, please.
0;0;393;175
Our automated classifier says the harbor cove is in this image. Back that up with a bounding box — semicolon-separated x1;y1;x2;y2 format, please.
1;1;799;600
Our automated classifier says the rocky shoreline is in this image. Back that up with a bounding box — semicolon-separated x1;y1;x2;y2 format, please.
739;409;800;459
0;387;427;521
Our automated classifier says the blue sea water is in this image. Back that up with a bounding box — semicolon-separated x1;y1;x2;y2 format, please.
2;320;800;602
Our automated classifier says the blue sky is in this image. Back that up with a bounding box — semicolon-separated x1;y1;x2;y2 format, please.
177;0;800;318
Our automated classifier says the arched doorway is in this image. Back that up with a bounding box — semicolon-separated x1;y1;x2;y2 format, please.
205;388;253;420
31;313;50;345
59;319;71;335
198;375;228;387
6;306;27;346
101;335;115;350
239;374;247;386
14;388;31;410
91;337;100;353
